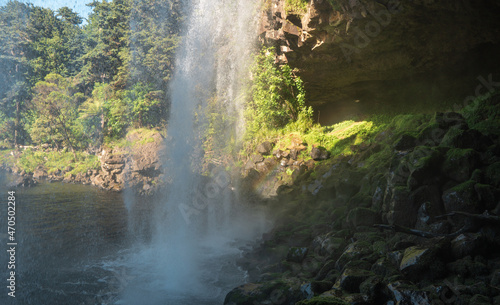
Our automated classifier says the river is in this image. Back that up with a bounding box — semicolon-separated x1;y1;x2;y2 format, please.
0;172;263;304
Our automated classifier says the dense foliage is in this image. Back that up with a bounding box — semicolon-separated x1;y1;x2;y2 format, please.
0;0;183;149
246;48;312;138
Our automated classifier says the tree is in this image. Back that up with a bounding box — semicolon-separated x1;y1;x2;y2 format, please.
0;1;32;146
29;73;84;153
79;0;131;92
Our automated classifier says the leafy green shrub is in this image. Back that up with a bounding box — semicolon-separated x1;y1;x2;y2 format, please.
246;48;312;138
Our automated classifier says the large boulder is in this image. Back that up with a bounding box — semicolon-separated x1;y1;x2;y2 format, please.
311;146;330;161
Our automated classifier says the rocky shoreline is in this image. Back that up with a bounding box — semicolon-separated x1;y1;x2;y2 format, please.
2;130;166;195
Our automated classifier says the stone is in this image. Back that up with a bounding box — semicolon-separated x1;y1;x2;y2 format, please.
399;246;445;280
257;141;273;155
450;233;484;259
442;180;482;214
485;161;500;187
386;281;431;305
442;148;479;183
346;207;381;228
251;154;264;163
312;233;346;257
335;268;373;293
316;260;337;281
474;184;500;210
311;280;333;294
441;128;492;151
287;247;309;263
311;146;329;161
359;276;385;303
394;134;417;151
33;168;47;180
335;242;373;271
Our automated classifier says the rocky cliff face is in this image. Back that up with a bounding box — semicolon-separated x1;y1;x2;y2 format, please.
259;0;500;124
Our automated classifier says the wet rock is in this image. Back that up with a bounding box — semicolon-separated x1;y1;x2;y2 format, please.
383;186;417;226
442;148;479;183
490;269;500;287
442;180;482;214
312;233;346;257
335;268;373;293
485;161;500;187
257;141;273;155
394;134;417;151
474;183;500;210
224;280;302;305
335;242;373;271
347;207;381;228
295;296;349;305
386;281;431;305
310;146;329;161
399;246;445;280
315;260;337;281
406;146;443;185
371;258;399;278
8;175;37;187
33;168;47;180
287;247;308;263
251;154;264;163
450;233;485;259
441;128;492;151
359;276;386;304
436;112;467;129
311;280;333;294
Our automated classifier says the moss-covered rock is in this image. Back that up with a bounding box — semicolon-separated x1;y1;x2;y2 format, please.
296;296;348;305
346;207;381;228
485;161;500;188
442;180;482;214
442;148;479;183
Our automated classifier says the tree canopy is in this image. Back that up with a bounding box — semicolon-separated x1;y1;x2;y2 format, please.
0;0;183;148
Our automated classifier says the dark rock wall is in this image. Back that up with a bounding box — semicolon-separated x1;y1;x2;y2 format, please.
260;0;500;124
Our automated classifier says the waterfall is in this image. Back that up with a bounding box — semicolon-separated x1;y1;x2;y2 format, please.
118;1;268;304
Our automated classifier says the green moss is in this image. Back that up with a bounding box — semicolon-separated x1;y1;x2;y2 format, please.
284;0;308;14
15;149;99;175
296;296;349;305
461;92;500;137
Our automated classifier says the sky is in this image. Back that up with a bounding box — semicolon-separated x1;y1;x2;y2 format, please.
0;0;93;22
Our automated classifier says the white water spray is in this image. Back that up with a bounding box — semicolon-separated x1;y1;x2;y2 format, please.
118;0;268;304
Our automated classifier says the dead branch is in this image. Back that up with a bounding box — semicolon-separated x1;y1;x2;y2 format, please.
373;223;471;239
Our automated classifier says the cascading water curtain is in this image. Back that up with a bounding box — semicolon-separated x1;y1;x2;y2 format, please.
120;0;266;304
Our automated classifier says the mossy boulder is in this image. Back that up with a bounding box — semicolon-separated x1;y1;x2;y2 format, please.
346;207;381;228
442;148;479;183
399;245;446;280
406;146;444;185
296;296;348;305
442;180;482;214
335;241;373;271
287;247;309;263
223;280;301;305
485;161;500;187
440;127;492;151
